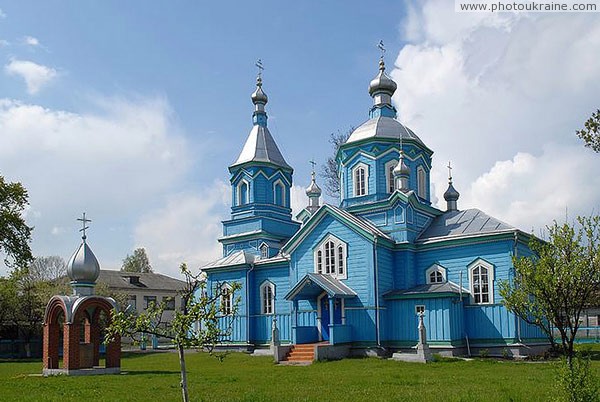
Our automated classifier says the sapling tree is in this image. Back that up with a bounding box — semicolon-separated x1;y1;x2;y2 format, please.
105;263;240;402
500;216;600;365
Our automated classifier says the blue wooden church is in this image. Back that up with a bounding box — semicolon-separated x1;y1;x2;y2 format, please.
201;56;546;359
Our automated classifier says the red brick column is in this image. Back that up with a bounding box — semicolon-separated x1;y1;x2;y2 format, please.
42;323;59;369
63;323;80;370
105;334;121;368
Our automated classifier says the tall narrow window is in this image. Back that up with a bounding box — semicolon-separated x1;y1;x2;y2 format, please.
417;166;426;199
260;282;275;315
385;160;398;193
237;181;249;205
337;246;344;275
259;243;269;259
314;235;347;279
317;250;323;273
220;284;233;315
353;165;367;196
325;241;335;274
274;182;284;206
469;259;494;304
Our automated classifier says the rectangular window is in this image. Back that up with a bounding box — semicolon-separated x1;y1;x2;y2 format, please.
128;295;137;310
415;305;425;314
144;295;157;309
162;296;175;310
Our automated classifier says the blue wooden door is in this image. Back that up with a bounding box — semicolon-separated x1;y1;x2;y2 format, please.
320;297;330;341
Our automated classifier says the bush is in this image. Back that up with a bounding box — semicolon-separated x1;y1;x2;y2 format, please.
553;353;599;402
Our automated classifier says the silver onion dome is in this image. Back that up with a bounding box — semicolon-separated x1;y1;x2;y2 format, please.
251;76;268;105
67;241;100;283
444;182;460;202
393;153;410;177
368;59;397;97
306;172;322;197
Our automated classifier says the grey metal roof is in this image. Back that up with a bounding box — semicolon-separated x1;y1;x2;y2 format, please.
202;250;255;270
97;270;186;292
231;125;291;170
284;273;357;301
345;116;427;148
384;281;469;299
417;208;515;243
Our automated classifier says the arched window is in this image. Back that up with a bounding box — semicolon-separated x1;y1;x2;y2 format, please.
259;243;269;259
352;164;368;197
385;160;398;193
237;181;249;206
417;166;427;199
220;283;233;315
273;180;285;206
468;259;494;304
314;235;347;279
260;281;275;315
426;264;446;284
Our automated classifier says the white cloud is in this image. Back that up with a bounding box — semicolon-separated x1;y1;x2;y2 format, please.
4;59;57;94
0;8;6;18
290;184;309;218
133;182;230;277
0;39;9;47
23;36;40;47
0;96;192;276
393;1;600;231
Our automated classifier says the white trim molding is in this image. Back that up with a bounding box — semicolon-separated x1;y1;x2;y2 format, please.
313;233;348;279
351;162;369;197
425;263;447;284
417;165;427;199
272;178;286;207
236;179;250;206
468;258;495;304
384;159;398;194
260;280;275;315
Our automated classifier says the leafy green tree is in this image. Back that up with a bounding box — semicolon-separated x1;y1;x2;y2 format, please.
576;109;600;152
499;216;600;364
106;263;241;402
0;175;33;269
121;247;153;273
320;128;352;198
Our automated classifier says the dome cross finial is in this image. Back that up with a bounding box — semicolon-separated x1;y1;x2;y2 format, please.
447;161;453;182
377;40;386;70
77;212;91;242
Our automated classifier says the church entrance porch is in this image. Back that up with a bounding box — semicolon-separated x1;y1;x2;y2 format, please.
284;273;356;345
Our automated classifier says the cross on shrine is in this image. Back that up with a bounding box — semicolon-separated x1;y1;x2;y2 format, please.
377;40;386;58
447;161;453;180
255;59;264;77
77;212;91;240
309;159;317;173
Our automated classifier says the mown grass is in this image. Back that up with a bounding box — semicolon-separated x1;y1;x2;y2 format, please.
1;347;599;402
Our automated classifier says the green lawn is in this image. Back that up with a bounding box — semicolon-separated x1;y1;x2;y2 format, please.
1;349;599;402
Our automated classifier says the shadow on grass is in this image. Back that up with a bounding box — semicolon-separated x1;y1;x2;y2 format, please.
123;370;180;375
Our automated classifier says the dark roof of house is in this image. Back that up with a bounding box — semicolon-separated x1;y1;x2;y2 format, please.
417;208;515;243
97;270;186;291
384;281;469;299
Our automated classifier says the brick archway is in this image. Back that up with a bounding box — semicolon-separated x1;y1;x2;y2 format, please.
42;296;120;372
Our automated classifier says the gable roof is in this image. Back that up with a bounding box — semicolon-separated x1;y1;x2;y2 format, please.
281;203;393;254
284;273;357;301
202;250;255;270
384;281;469;300
97;270;186;292
417;208;516;243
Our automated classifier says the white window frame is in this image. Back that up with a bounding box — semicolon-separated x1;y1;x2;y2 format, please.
259;243;269;259
384;159;398;194
417;166;427;199
313;234;348;279
352;163;369;197
220;283;233;315
260;281;275;315
236;179;250;206
272;179;286;207
468;259;495;305
426;264;447;284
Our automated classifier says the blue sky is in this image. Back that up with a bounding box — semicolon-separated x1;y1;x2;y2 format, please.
1;1;600;278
